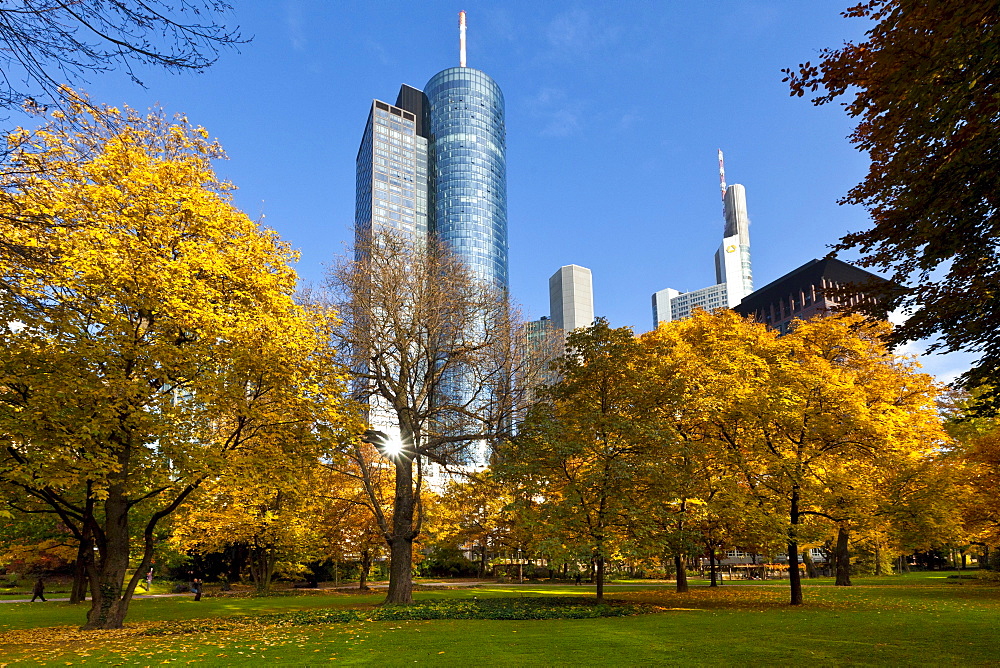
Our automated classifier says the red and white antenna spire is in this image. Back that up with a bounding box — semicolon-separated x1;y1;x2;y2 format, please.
718;148;727;217
459;11;467;67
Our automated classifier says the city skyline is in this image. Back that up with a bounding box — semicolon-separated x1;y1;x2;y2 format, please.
51;1;974;382
652;168;754;328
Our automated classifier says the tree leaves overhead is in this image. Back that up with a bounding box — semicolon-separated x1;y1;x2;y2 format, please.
782;1;1000;404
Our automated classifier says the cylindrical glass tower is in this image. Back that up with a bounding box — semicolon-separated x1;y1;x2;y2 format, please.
424;67;508;288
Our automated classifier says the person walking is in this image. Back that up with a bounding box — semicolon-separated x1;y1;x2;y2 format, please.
193;577;203;602
30;577;46;602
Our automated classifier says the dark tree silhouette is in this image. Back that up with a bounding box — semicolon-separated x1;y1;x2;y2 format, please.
783;1;1000;407
0;1;244;109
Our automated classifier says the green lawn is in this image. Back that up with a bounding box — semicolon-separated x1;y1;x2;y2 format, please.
1;572;997;666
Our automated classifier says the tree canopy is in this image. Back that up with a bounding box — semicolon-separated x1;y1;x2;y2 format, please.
0;97;350;629
783;1;1000;406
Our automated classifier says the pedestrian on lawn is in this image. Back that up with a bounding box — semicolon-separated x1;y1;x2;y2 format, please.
31;577;46;602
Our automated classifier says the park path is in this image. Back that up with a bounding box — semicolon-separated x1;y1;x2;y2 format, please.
0;592;189;604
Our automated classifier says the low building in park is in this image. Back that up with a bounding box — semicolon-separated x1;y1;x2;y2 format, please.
734;257;891;334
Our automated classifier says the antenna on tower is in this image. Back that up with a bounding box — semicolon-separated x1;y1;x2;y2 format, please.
459;11;467;67
718;149;727;218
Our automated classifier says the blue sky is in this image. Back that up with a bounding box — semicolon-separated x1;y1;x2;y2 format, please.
53;0;972;381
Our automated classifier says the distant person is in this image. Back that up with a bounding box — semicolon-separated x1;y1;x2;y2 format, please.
31;577;46;602
574;573;582;585
193;577;203;602
144;569;153;592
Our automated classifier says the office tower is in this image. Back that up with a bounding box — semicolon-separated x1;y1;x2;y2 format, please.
714;183;753;305
354;13;507;472
549;265;594;333
356;16;508;287
651;156;753;328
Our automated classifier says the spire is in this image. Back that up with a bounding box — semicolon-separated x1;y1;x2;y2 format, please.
459;11;467;67
718;148;727;219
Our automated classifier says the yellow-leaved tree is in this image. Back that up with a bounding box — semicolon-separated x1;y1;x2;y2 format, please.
660;311;947;605
0;96;352;629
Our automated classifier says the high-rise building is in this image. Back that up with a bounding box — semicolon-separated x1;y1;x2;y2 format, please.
715;183;753;303
354;13;507;473
651;160;753;328
549;265;594;333
356;16;507;287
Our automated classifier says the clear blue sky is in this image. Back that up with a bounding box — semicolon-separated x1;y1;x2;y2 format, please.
60;0;972;381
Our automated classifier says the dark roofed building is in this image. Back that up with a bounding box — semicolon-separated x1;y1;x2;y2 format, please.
734;257;890;334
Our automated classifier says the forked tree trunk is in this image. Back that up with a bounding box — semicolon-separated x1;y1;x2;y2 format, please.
802;549;818;579
674;554;688;593
83;489;135;629
248;545;278;594
834;525;852;586
384;454;416;605
709;547;718;587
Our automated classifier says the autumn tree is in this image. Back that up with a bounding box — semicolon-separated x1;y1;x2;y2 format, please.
428;476;513;578
649;311;947;605
170;438;338;594
783;1;1000;407
943;394;1000;565
495;319;651;602
327;231;546;604
0;98;350;629
0;1;243;110
749;315;942;602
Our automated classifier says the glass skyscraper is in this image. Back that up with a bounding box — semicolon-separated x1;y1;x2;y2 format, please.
357;68;508;288
355;40;508;472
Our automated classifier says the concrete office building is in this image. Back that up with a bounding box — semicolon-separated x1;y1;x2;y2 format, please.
549;265;594;334
652;176;753;328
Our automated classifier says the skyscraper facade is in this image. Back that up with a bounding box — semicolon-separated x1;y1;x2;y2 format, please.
549;264;594;333
356;58;508;289
424;67;508;287
651;169;753;328
354;15;508;473
714;183;752;304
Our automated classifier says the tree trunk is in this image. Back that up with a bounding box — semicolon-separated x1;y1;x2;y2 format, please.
674;553;689;593
834;525;852;586
788;486;803;605
709;547;718;587
384;454;416;605
359;550;372;590
248;544;278;594
226;543;247;583
83;490;134;629
595;555;605;602
70;533;92;604
802;548;818;579
480;542;488;578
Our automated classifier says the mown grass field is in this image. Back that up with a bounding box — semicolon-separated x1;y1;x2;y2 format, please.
0;572;996;666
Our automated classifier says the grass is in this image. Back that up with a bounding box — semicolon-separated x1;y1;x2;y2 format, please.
0;571;997;665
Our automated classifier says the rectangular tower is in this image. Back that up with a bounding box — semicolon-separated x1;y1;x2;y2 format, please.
356;97;428;243
713;183;753;306
549;265;594;333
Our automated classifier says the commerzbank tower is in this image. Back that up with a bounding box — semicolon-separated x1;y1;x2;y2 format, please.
355;11;508;288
